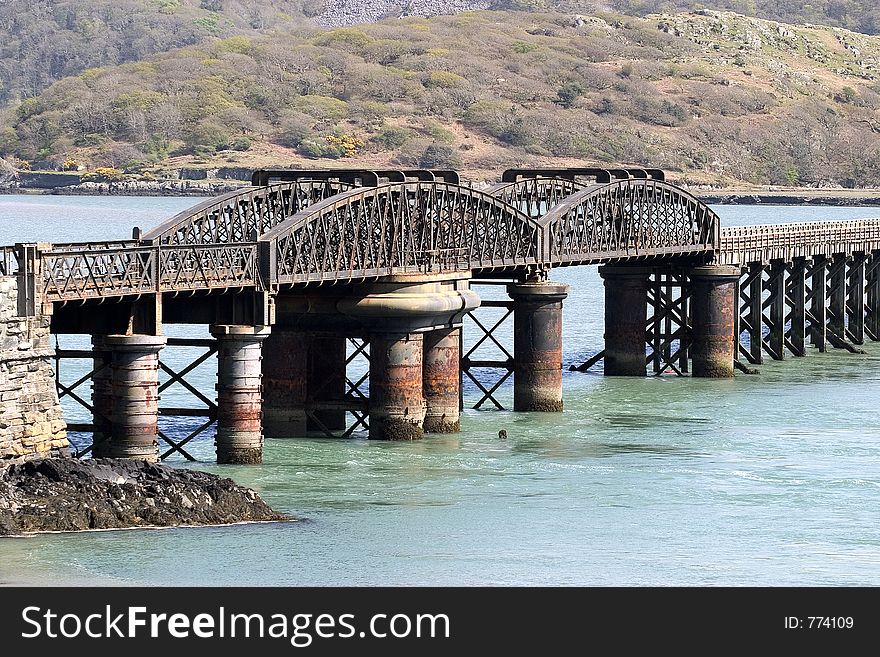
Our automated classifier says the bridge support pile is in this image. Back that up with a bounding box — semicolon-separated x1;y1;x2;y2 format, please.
735;251;880;363
423;328;461;433
262;329;309;439
104;335;166;461
211;325;270;464
599;266;651;377
689;266;739;378
508;281;569;411
90;336;113;458
368;332;426;440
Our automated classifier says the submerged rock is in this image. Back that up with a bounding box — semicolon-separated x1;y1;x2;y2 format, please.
0;458;288;536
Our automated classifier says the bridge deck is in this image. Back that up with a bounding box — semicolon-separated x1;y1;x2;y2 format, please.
2;172;878;303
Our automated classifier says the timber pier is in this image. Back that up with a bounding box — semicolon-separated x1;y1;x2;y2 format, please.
2;168;879;464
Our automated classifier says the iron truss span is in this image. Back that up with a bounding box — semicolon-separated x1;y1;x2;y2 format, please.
142;180;355;245
5;170;876;304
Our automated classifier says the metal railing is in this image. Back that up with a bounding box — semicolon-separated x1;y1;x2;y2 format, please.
31;181;880;303
720;218;880;265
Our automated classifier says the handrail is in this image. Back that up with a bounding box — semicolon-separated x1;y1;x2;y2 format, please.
719;218;880;264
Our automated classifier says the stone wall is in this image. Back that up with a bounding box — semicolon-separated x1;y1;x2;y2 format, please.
0;275;68;463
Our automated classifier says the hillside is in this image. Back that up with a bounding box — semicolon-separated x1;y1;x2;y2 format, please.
1;9;879;187
319;1;880;34
1;1;878;107
609;1;880;35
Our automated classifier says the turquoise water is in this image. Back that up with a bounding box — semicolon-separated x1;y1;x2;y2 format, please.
0;195;879;586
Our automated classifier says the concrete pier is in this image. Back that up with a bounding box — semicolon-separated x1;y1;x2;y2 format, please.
262;329;308;438
689;266;740;378
90;336;113;458
104;334;166;461
369;332;426;440
507;281;569;411
423;327;461;432
212;325;270;464
599;266;650;376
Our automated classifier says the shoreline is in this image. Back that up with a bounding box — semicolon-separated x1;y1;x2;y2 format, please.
3;184;880;206
0;516;296;539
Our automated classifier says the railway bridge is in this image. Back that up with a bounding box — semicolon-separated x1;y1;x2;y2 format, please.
3;168;879;464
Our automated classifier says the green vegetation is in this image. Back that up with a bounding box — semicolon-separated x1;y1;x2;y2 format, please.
1;7;880;186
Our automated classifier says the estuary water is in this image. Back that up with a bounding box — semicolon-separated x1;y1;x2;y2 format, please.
0;194;879;586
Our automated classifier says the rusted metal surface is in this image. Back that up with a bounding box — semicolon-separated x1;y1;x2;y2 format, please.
539;180;719;266
211;325;270;464
487;177;588;219
733;250;880;365
689;266;740;378
720;219;880;265
501;167;665;183
368;332;425;440
599;266;651;376
647;268;691;376
460;284;515;410
423;328;461;432
251;169;460;186
41;243;259;302
307;333;347;433
262;329;308;438
508;281;569;411
90;336;113;457
56;337;218;461
143;182;353;245
262;183;541;286
868;251;880;341
29;175;723;303
104;335;166;462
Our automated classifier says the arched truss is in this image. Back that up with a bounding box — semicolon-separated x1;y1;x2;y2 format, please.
259;182;541;286
142;180;354;245
37;178;722;302
487;177;589;220
539;179;720;265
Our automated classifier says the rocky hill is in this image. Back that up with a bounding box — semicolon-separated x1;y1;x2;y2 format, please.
1;9;879;187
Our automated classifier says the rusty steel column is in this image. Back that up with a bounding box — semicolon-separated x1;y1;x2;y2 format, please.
369;332;425;440
689;266;740;378
211;325;271;465
262;328;308;438
306;333;347;432
507;281;570;412
423;327;460;432
104;334;166;461
599;266;651;376
90;335;114;458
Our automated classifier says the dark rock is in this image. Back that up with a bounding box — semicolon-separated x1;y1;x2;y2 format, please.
0;458;289;536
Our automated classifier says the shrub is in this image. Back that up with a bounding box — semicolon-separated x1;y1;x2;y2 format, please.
512;41;539;54
557;82;585;108
372;125;412;150
424;71;467;89
419;144;461;168
325;133;364;157
232;137;253;151
83;167;125;183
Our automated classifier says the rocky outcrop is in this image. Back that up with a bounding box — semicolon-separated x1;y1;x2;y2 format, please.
317;0;492;27
53;179;248;196
0;458;288;535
